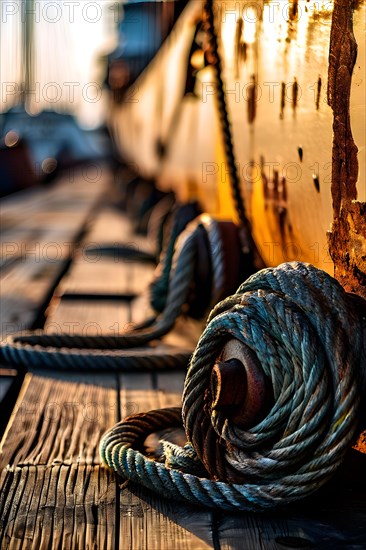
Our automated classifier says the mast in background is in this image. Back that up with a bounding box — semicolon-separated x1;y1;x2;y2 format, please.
22;0;34;110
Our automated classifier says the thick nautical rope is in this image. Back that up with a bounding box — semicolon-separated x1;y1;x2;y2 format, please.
204;0;251;246
146;192;176;261
150;202;202;313
100;262;365;511
0;215;226;370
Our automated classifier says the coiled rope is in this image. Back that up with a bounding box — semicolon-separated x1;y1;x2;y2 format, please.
0;215;230;370
100;262;365;511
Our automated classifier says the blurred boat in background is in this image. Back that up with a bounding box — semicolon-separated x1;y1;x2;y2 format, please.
0;107;109;197
0;0;112;197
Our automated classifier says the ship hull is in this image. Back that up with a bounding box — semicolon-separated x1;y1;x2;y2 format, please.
109;0;365;274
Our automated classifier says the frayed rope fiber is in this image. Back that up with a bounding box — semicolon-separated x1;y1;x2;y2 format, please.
100;262;365;511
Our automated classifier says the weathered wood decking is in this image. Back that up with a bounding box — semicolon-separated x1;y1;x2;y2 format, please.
1;171;365;549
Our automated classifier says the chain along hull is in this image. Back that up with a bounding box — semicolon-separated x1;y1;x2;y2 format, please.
109;0;365;274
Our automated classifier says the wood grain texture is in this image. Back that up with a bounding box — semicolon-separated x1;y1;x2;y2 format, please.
55;256;155;298
0;464;117;550
216;460;366;549
118;371;213;550
45;299;133;335
156;371;185;407
53;204;154;296
0;370;119;549
1;169;112;339
85;207;152;253
0;371;118;469
1;258;64;338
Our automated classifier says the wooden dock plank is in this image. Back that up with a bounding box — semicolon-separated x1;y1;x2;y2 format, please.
0;466;27;549
85;207;152;253
162;317;205;351
119;487;214;550
0;169;109;235
55;256;155;298
0;371;118;469
42;194;156;333
1;170;112;340
1;258;65;339
45;299;133;335
215;490;366;549
0;464;117;550
119;371;157;417
117;371;213;550
0;369;120;549
50;202;156;308
156;371;185;408
214;449;366;549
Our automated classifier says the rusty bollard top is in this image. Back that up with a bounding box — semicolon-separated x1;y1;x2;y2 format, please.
210;339;273;428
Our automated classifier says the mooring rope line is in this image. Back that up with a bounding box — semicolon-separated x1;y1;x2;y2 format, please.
198;215;226;307
100;262;365;511
204;0;246;227
1;346;192;371
0;214;229;370
0;203;201;369
150;202;202;313
203;0;254;258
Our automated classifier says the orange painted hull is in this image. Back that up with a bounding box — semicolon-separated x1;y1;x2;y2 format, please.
109;0;365;274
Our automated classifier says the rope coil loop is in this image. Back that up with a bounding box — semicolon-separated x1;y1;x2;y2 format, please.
150;202;202;313
100;262;365;510
0;215;246;371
